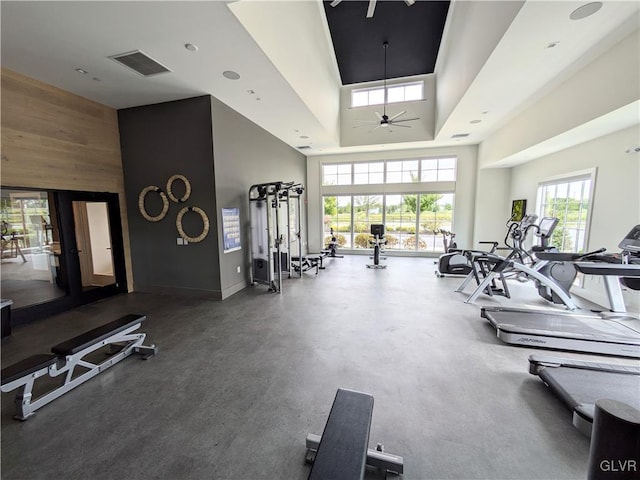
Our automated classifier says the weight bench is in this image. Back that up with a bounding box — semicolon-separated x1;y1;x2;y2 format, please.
305;388;404;479
292;254;325;275
1;314;157;420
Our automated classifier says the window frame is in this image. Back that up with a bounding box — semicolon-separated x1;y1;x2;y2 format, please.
350;81;425;108
535;168;597;254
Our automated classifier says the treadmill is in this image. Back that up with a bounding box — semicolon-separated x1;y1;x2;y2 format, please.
480;226;640;358
528;355;640;436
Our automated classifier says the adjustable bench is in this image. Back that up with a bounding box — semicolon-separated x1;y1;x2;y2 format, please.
305;388;404;479
1;314;157;420
292;254;326;275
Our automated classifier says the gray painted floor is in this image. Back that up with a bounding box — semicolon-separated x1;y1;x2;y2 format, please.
2;255;615;479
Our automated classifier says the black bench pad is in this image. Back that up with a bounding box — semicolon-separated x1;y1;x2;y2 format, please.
1;354;58;386
309;388;374;480
51;314;146;356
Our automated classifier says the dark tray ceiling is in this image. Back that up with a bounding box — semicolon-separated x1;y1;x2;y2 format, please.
323;0;450;85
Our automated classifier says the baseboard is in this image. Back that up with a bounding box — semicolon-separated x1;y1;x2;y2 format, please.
136;285;223;300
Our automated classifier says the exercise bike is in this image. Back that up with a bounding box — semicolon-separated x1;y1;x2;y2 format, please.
323;228;344;258
366;224;387;269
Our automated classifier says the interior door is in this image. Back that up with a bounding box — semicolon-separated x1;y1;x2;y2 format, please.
58;191;127;306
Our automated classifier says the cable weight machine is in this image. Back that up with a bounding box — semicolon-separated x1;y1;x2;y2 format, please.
248;181;304;293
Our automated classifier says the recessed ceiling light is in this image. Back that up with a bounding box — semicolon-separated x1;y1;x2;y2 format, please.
470;119;481;124
570;2;602;20
247;90;255;95
300;135;309;139
75;68;88;74
185;43;198;52
223;70;240;80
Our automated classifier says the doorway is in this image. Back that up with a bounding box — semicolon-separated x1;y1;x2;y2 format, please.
2;188;127;325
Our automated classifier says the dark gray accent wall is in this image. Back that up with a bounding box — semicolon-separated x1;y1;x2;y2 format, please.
118;96;221;294
210;96;306;297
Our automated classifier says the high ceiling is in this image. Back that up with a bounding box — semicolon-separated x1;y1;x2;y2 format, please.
1;1;638;160
322;0;450;84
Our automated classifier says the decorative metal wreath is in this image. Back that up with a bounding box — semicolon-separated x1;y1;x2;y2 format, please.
138;186;169;222
166;174;191;203
176;206;210;243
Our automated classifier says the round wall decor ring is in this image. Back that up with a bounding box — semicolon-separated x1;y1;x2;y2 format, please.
138;186;169;222
176;206;209;243
166;174;191;203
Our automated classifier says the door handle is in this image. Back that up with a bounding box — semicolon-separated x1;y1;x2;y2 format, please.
70;248;82;254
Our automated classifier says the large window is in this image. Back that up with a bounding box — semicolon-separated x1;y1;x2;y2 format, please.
351;81;424;108
321;156;457;253
537;174;592;253
323;157;456;186
322;193;454;253
354;162;384;185
322;163;352;186
387;160;419;183
323;196;352;249
421;157;456;182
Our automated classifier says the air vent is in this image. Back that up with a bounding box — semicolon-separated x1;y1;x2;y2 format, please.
296;146;312;150
451;133;470;138
109;50;171;77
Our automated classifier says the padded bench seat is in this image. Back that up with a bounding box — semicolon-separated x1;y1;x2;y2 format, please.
309;389;374;480
1;354;57;386
0;313;156;420
51;314;145;355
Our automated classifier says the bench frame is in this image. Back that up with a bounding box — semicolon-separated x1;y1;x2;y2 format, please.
305;433;404;475
1;317;156;420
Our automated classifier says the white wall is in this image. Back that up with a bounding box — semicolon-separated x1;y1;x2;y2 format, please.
479;27;640;168
509;125;640;311
306;145;478;253
472;168;512;247
211;96;307;299
435;0;524;136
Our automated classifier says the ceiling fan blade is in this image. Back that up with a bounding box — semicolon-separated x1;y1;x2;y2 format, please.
374;111;384;120
389;110;407;121
330;0;342;7
366;0;377;18
391;117;420;123
369;125;382;133
404;0;415;6
354;119;378;124
353;123;378;128
389;123;411;128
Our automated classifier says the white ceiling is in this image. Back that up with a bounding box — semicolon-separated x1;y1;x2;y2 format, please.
1;0;638;161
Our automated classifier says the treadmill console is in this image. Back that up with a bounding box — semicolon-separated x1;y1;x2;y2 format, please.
619;225;640;254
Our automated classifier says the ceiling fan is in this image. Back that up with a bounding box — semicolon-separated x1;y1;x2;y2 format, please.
330;0;415;19
354;42;420;133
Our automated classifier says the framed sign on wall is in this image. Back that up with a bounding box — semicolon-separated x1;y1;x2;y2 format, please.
222;207;241;253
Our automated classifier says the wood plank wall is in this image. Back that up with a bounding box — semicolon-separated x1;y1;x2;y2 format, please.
1;68;133;291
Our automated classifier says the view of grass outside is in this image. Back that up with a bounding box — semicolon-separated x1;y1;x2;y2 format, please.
323;193;454;252
1;191;51;252
538;178;591;253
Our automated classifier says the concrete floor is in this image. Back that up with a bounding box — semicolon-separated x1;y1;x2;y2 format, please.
2;255;616;479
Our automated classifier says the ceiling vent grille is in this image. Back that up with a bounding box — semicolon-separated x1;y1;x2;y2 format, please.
451;133;470;138
296;145;312;150
109;50;171;77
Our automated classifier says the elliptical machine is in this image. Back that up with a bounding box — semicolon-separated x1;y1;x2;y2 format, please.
435;230;474;277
